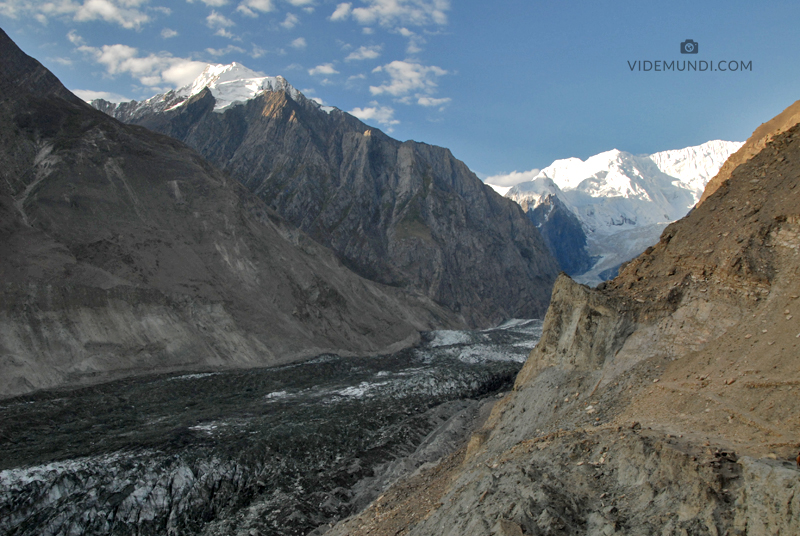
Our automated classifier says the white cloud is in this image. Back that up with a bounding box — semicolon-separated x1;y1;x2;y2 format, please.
3;0;152;29
207;10;234;28
370;60;447;97
77;43;208;89
78;0;151;29
250;44;268;57
308;63;339;75
187;0;229;6
67;30;85;45
362;26;373;34
394;27;425;53
349;103;399;130
161;27;178;38
206;44;246;56
287;0;314;5
406;40;422;53
483;169;542;188
345;45;381;61
417;96;450;107
206;10;237;38
335;0;449;27
281;12;299;28
330;2;350;21
47;56;74;66
290;37;306;49
236;0;272;16
71;88;131;103
161;61;210;86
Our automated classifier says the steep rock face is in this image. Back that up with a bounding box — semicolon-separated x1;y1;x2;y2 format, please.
526;194;593;276
93;72;559;326
326;104;800;535
0;30;459;398
700;99;800;204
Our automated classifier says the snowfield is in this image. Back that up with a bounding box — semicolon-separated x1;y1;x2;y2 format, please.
503;140;743;285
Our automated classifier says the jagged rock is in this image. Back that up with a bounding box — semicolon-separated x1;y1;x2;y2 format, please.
700;99;800;204
92;66;559;326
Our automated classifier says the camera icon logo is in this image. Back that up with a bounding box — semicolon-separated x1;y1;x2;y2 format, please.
680;39;699;54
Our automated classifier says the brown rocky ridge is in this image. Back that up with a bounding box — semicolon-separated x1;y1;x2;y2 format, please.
326;100;800;535
0;29;461;398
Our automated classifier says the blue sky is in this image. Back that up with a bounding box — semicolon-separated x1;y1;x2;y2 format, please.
3;0;800;185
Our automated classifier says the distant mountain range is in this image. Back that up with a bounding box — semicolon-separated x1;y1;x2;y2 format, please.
91;63;559;326
494;140;743;284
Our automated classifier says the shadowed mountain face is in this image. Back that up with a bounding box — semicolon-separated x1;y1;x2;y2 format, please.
93;78;559;327
526;194;594;276
0;29;460;398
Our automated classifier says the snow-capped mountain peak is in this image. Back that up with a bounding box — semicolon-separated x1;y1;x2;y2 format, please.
648;139;742;199
504;139;743;286
89;62;316;122
172;62;302;112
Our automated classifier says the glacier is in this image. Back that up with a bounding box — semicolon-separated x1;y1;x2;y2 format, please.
503;140;743;285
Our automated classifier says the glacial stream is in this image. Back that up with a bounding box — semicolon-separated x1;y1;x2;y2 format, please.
0;319;542;536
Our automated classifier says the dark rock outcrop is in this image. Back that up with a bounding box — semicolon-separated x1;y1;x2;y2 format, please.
0;29;460;398
526;193;594;275
93;85;559;326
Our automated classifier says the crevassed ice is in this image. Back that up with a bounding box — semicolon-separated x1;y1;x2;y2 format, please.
428;330;472;347
335;381;390;398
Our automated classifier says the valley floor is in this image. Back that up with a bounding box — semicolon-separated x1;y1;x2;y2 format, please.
0;320;542;536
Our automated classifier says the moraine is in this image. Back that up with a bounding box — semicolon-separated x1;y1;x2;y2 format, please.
0;320;542;536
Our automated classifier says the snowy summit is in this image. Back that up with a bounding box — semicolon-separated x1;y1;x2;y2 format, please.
87;62;323;121
506;140;743;233
173;62;302;112
502;140;743;285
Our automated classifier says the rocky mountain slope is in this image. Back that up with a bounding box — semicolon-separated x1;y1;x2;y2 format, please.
326;102;800;535
91;64;559;327
525;193;593;276
505;141;742;285
0;30;460;398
